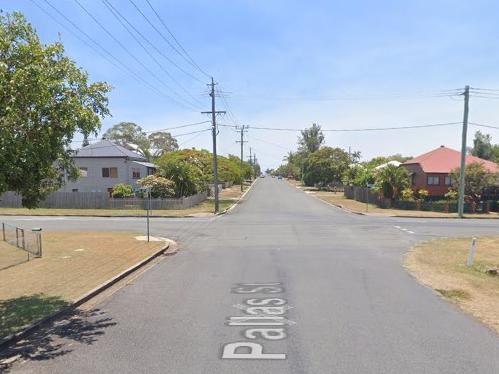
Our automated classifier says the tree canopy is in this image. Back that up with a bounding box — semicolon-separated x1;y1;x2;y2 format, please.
0;12;111;207
298;123;324;153
470;130;499;162
148;131;178;157
103;122;179;160
451;162;498;203
302;147;351;187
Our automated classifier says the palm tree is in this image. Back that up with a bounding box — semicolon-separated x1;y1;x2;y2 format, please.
375;164;410;200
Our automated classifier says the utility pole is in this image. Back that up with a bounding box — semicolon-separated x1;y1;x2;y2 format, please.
249;147;253;179
458;85;470;218
201;77;225;213
236;125;248;191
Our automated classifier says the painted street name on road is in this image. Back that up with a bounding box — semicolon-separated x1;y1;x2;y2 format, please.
221;282;294;360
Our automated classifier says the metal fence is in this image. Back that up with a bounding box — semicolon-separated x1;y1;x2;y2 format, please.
0;191;207;210
1;222;42;258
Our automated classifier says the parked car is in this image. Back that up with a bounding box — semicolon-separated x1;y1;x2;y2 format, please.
277;175;283;180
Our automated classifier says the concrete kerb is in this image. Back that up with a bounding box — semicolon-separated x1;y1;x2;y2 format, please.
0;238;177;355
218;179;258;215
287;180;366;216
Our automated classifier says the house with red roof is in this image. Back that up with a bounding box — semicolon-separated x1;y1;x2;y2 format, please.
402;145;499;196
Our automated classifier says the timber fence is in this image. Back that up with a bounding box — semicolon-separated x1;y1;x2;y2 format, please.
0;191;207;210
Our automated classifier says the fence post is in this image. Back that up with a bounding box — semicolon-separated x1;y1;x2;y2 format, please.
2;222;5;241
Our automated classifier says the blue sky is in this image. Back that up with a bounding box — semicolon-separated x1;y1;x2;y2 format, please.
3;0;499;168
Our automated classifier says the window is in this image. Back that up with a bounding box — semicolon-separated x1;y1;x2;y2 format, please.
427;175;440;185
444;175;452;186
132;168;141;179
72;189;78;192
79;167;88;177
102;167;118;178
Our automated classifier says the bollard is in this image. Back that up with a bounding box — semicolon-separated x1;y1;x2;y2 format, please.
467;237;477;267
32;228;42;258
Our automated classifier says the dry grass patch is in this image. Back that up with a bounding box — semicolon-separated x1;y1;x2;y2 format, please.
0;231;165;337
0;187;245;217
405;237;499;333
219;184;245;200
0;241;29;270
309;190;499;219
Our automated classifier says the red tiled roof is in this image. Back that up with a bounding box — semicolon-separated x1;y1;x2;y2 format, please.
403;145;499;173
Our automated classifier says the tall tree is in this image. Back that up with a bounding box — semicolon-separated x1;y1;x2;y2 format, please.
148;131;178;157
0;12;111;207
451;162;498;203
298;123;324;153
103;122;150;158
470;131;493;160
302;147;350;187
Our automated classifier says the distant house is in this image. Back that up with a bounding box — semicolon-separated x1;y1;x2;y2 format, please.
59;140;156;195
374;160;402;170
402;145;499;196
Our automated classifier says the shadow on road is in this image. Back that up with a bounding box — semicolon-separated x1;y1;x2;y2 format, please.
0;302;116;372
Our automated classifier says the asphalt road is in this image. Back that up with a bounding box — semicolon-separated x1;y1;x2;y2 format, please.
5;178;499;373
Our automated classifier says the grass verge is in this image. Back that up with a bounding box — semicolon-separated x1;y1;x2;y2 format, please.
405;236;499;333
0;231;164;338
289;180;499;219
0;184;247;217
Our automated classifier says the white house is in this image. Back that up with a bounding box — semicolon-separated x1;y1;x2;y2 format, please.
59;140;156;195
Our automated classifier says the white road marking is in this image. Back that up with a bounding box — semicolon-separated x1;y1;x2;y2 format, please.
394;226;416;235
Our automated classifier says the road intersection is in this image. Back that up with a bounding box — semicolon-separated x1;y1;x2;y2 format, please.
4;178;499;373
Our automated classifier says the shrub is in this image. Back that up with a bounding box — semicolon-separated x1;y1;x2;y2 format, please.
112;183;134;198
417;189;429;200
137;175;175;198
444;189;458;201
401;188;414;201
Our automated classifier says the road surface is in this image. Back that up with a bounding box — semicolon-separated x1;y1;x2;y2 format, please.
5;178;499;373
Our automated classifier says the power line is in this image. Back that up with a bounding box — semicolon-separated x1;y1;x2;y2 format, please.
73;0;197;111
470;87;499;92
128;0;207;83
143;0;211;79
31;0;124;74
469;122;499;130
39;0;196;110
102;0;204;109
144;120;212;133
178;128;211;147
71;128;212;149
38;0;167;101
224;122;462;132
249;135;289;150
217;89;239;126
